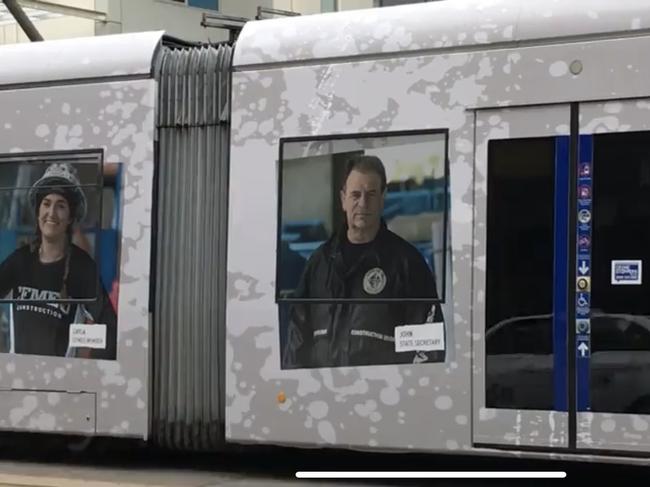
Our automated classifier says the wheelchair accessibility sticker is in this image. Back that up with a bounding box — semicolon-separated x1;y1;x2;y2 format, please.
611;260;642;285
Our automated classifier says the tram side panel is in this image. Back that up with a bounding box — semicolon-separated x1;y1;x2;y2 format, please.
225;51;473;452
227;28;650;454
0;79;155;438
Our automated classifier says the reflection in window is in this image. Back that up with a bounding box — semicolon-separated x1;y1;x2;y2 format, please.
590;132;650;414
589;316;650;351
486;315;553;356
167;0;219;9
485;137;555;410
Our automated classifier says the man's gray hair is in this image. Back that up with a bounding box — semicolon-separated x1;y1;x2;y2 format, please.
342;155;387;192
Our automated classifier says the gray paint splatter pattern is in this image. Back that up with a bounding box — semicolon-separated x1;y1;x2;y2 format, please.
0;79;155;438
227;4;650;460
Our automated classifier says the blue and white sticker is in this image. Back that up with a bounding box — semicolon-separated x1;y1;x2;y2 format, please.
576;318;590;334
611;260;642;285
579;162;592;178
577;259;590;276
577;336;590;358
576;292;590;316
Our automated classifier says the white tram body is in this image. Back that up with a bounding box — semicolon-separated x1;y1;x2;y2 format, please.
1;0;650;465
0;31;159;438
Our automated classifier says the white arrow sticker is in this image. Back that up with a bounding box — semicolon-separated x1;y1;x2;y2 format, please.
577;341;589;357
578;260;589;276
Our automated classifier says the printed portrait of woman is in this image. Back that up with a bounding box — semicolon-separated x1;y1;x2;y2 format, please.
0;162;117;359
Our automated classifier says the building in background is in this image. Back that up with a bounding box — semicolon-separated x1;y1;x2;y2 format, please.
0;0;438;45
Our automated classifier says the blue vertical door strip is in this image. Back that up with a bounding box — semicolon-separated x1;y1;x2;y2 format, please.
576;135;593;411
553;136;569;412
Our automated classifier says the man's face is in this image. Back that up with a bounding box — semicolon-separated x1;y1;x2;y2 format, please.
340;169;384;232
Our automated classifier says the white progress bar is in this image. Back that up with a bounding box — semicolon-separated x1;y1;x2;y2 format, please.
296;471;567;479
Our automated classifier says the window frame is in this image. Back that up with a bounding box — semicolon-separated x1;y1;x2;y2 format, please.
374;0;435;7
0;148;104;305
276;128;450;305
156;0;219;11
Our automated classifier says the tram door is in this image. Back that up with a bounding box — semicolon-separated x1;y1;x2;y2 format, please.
576;100;650;454
473;101;650;454
472;105;571;448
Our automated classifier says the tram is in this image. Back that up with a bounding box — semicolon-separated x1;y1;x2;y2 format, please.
1;0;650;466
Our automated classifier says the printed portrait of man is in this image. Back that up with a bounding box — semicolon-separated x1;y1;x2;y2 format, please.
282;154;444;369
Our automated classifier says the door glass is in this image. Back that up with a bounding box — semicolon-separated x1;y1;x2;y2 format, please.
590;131;650;414
486;138;555;410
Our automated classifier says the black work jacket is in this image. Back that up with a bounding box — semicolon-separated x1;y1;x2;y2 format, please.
282;221;444;369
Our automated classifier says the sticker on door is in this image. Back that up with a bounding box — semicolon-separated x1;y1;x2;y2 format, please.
611;260;642;285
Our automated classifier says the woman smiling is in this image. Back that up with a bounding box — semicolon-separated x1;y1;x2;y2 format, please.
0;163;117;359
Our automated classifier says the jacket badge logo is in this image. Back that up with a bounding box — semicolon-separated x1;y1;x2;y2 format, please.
363;267;386;295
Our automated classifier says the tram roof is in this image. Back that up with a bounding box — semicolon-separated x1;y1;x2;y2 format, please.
233;0;650;68
0;30;164;87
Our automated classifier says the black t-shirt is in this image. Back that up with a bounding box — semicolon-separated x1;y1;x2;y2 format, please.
0;244;117;358
340;235;373;269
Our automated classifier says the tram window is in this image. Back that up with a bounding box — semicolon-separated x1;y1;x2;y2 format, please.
487;316;553;355
277;131;448;303
0;152;119;360
485;137;555;410
0;155;103;303
278;131;449;369
589;131;650;413
590;316;650;352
